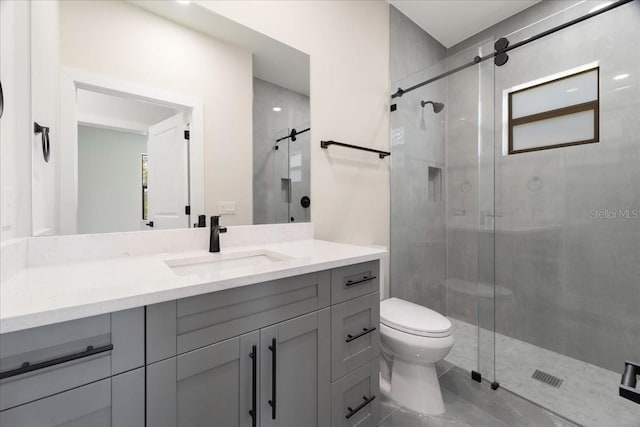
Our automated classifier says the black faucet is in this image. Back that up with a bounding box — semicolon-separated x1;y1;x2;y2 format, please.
209;216;227;253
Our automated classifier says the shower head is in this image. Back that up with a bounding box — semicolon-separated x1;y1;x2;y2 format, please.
421;100;445;113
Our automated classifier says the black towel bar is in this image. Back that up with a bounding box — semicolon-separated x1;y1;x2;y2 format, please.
321;140;390;159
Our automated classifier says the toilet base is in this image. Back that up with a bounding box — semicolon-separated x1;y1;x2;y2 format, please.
390;358;445;415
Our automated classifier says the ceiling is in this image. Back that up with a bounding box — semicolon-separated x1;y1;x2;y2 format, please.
388;0;542;48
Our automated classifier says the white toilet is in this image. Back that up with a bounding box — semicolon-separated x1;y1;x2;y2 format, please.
379;297;454;415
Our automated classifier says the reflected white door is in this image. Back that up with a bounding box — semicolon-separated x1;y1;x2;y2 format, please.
147;114;189;230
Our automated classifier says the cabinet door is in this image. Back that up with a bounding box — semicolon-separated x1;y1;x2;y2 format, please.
0;367;144;427
260;309;330;427
147;332;259;427
331;360;379;427
331;292;380;381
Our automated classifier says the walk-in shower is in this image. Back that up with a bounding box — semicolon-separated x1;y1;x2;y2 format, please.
390;1;640;425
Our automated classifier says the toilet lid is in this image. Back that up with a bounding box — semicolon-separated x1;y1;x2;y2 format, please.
380;298;452;338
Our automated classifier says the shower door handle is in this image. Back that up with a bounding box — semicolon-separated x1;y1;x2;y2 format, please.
620;361;640;404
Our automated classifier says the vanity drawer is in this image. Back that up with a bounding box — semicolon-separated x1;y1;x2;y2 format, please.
331;261;379;304
147;270;330;362
0;308;144;410
331;359;379;427
0;367;144;427
331;292;379;381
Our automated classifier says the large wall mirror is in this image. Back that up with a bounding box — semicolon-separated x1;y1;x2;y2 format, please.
31;0;310;236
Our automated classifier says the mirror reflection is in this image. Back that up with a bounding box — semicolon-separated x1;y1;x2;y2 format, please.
31;0;310;236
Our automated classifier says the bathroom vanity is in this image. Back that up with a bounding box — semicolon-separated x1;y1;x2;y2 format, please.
0;230;384;427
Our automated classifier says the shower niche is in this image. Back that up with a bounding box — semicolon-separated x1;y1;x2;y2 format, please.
428;166;442;202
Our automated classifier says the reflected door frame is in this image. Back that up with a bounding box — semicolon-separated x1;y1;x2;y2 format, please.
58;68;204;235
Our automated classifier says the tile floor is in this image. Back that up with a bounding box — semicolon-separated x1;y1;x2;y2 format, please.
445;318;640;427
377;363;578;427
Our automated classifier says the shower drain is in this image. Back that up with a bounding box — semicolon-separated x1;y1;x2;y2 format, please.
532;369;564;388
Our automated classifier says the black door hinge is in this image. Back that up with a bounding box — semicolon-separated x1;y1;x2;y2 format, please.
390;104;397;112
184;130;190;140
185;205;191;215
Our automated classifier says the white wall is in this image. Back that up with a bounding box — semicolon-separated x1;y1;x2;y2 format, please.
31;0;60;236
59;0;253;225
77;126;147;234
0;0;32;242
198;1;391;247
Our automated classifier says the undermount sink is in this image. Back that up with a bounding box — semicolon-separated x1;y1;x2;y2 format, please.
166;250;294;276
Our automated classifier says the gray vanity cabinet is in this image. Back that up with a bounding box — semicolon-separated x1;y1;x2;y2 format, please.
0;367;144;427
146;271;330;364
147;332;259;427
0;307;145;427
147;310;331;427
259;309;330;427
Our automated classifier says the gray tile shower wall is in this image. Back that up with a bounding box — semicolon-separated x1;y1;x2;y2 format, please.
390;6;447;84
391;0;640;376
447;1;640;373
389;6;449;314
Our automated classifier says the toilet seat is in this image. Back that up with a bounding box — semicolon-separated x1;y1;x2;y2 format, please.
380;298;452;338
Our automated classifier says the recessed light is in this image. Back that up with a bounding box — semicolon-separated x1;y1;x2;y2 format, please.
176;0;191;4
566;88;578;93
589;2;613;13
272;107;282;112
613;74;629;80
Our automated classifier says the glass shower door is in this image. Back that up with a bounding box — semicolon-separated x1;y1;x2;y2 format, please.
272;127;292;224
390;36;497;385
287;121;311;223
442;37;497;385
491;2;640;425
271;123;311;224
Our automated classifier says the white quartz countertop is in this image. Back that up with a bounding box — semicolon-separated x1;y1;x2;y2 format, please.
0;239;386;334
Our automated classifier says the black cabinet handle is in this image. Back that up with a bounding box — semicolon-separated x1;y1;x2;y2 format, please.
345;395;376;419
268;338;277;419
0;344;113;380
248;345;257;426
346;327;377;343
345;275;377;287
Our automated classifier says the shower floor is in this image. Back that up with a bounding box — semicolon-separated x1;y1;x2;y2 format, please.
445;318;640;427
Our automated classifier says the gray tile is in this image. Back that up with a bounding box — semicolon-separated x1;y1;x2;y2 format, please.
378;363;580;427
450;317;639;427
378;393;401;424
435;359;455;378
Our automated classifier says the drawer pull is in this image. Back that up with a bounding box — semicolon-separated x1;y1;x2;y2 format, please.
346;395;376;419
346;327;377;343
0;344;114;380
248;345;257;426
345;275;377;287
268;338;277;419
